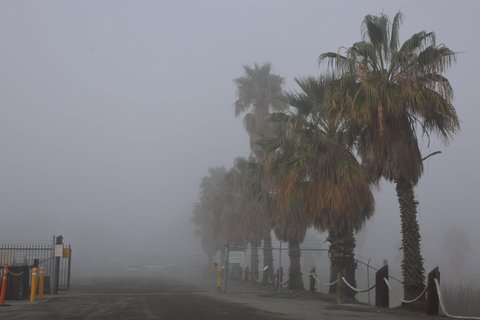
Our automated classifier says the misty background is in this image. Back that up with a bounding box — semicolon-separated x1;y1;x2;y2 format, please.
0;1;478;281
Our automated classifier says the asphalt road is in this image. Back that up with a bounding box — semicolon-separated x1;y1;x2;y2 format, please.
0;276;291;320
0;275;434;320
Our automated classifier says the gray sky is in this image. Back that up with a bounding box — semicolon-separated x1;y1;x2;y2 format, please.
0;1;478;279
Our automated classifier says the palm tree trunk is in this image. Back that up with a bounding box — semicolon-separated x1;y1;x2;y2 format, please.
327;226;357;298
250;241;260;282
207;255;213;267
395;179;426;301
262;232;274;285
220;246;226;267
288;240;304;290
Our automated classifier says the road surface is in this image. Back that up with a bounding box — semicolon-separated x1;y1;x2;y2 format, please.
0;276;431;320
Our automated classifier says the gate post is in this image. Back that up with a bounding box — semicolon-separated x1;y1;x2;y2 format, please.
223;244;229;293
279;267;283;288
244;266;249;282
274;269;278;288
53;235;63;294
426;267;440;315
66;245;72;291
375;265;389;308
309;267;316;292
336;270;345;304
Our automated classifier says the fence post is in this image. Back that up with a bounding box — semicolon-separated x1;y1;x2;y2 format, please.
53;235;63;294
375;265;389;308
0;264;8;305
66;246;72;291
309;267;316;292
367;257;371;305
274;269;278;288
336;270;344;304
426;267;440;315
279;267;283;288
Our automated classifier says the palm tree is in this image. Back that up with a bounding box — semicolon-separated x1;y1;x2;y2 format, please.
234;63;287;283
229;157;270;282
192;202;220;267
271;188;309;290
320;12;459;300
234;63;287;156
265;76;375;295
193;167;229;266
193;167;244;267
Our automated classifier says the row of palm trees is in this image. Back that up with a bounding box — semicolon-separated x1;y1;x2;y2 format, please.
192;12;459;302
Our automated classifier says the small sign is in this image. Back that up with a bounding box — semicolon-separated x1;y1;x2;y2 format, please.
228;251;245;265
63;248;71;258
14;251;26;265
55;244;63;257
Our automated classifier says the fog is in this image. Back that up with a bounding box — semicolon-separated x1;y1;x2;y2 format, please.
0;1;478;283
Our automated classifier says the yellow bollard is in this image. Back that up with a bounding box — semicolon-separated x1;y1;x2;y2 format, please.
214;262;221;290
30;267;38;303
38;266;45;299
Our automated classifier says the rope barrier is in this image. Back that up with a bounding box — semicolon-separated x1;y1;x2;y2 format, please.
383;278;427;304
341;277;376;292
434;279;480;320
310;274;337;287
8;270;24;277
320;280;337;286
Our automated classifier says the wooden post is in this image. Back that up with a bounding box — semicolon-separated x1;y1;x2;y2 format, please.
279;267;283;288
336;270;344;304
309;267;316;292
244;266;249;282
375;265;389;308
274;269;279;288
426;267;440;315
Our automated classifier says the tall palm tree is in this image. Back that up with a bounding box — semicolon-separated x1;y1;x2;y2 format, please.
193;167;230;266
271;187;309;290
265;76;375;295
234;63;287;283
193;167;244;267
320;12;459;300
230;157;270;282
192;202;220;267
234;63;287;156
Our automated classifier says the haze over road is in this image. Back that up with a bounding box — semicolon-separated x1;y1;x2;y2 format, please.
0;276;431;320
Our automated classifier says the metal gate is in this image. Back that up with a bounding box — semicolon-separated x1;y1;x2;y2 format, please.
0;235;72;295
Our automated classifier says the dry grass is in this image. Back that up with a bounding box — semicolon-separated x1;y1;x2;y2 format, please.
441;282;480;317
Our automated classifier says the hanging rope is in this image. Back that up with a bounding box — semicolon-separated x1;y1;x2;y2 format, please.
252;273;261;283
309;274;337;287
320;280;337;286
434;279;480;320
8;270;24;277
341;277;376;292
383;278;427;304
